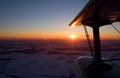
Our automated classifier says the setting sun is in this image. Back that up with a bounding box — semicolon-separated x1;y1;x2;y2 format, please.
70;34;77;39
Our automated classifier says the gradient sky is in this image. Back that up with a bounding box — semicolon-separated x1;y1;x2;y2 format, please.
0;0;120;40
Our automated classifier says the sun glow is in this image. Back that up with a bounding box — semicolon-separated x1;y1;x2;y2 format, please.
70;34;77;40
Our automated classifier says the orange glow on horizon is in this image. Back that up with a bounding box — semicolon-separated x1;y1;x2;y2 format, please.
0;31;120;40
0;33;69;40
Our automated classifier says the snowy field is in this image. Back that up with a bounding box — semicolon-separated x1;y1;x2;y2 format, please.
0;39;120;78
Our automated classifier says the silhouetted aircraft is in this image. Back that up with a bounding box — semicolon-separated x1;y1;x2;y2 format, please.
69;0;120;78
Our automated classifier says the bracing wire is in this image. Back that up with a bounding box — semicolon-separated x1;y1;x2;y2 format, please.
108;24;120;61
110;51;120;58
111;24;120;34
83;26;95;62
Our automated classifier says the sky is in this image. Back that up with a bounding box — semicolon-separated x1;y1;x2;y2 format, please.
0;0;120;40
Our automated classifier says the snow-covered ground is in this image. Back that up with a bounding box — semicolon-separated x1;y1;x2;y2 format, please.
0;53;80;78
0;39;120;78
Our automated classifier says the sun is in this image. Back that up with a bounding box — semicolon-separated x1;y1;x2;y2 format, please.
70;34;77;40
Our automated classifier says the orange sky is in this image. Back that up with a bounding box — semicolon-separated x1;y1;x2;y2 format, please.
0;25;120;40
0;0;120;40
